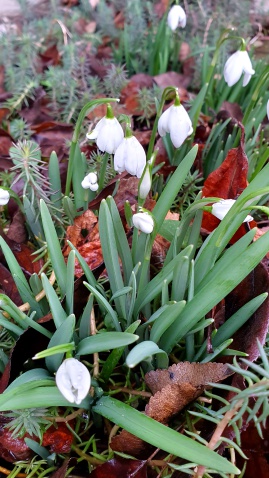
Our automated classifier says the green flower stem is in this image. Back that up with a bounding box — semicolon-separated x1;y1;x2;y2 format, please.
65;98;119;197
205;28;234;84
98;153;110;192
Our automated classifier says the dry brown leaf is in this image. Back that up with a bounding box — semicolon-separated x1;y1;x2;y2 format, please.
145;362;231;395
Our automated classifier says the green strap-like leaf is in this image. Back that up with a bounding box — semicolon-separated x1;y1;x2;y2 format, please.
93;396;240;474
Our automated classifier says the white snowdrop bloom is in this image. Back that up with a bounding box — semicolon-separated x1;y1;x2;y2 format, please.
56;358;91;405
211;199;253;222
81;172;98;191
0;189;10;206
267;99;269;121
167;5;186;30
158;103;193;148
132;212;154;234
223;50;255;87
139;163;151;199
114;136;146;178
87;117;124;154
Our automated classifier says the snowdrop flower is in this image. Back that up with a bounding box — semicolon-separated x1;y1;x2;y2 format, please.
0;188;10;206
132;212;154;234
158;97;193;148
81;172;98;191
167;5;186;30
86;104;124;154
211;199;253;222
114;134;146;178
267;99;269;121
223;50;255;87
56;358;91;405
139;162;151;199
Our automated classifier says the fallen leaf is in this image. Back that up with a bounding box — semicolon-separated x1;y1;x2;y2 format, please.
111;362;231;456
42;422;73;453
0;263;23;306
89;457;148;477
0;418;33;463
145;362;231;395
201;123;256;235
224;262;269;362
153;72;190;92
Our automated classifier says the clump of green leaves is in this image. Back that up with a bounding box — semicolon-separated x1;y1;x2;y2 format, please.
4;408;53;441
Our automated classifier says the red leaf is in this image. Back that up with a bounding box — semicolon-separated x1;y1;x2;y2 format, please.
42;422;73;453
201;124;256;236
89;457;148;478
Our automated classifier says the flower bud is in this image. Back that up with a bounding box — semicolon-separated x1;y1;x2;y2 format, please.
139;163;151;199
81;172;98;191
0;188;10;206
211;199;253;222
56;358;91;405
132;212;154;234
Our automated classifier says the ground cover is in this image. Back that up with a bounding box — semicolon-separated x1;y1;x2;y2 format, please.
0;1;269;477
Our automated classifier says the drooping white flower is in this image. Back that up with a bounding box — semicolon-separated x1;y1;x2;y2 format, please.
211;199;253;222
223;50;255;87
56;358;91;405
167;5;186;30
139;162;151;199
81;172;98;191
0;189;10;206
114;136;146;178
86;105;124;154
267;99;269;121
158;103;193;148
132;212;154;234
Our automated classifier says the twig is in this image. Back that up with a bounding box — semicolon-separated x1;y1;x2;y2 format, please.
193;400;243;478
90;305;99;377
46;408;84;423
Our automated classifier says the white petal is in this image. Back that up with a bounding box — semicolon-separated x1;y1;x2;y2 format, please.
167;5;186;30
86;117;106;140
114;139;127;173
158;106;172;137
96;118;124;154
267;100;269;121
56;358;91;405
0;189;10;206
223;51;244;87
211;199;235;220
139;164;151;199
124;137;146;178
168;105;193;148
132;212;154;234
241;51;255;75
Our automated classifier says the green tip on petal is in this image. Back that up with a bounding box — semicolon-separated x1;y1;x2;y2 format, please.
106;103;114;119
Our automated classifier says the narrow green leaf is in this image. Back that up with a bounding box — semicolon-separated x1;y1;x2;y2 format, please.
41;273;67;328
152;145;198;233
0;237;33;303
93;396;240;474
126;341;168;368
134;245;193;316
48;151;62;212
23;195;44;240
150;301;186;343
83;282;121;332
99;200;126;319
40;199;67;295
107;196;133;284
77;332;138;355
99;321;140;383
0;386;90;410
65;250;75;315
68;241;98;288
45;315;75;373
160;229;269;352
